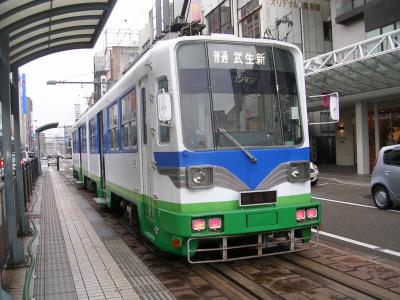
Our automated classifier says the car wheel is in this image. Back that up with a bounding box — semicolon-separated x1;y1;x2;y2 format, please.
311;179;318;186
373;185;392;209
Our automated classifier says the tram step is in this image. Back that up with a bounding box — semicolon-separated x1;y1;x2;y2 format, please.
93;197;107;205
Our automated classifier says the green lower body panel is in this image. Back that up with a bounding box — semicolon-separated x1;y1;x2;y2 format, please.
153;200;320;257
77;176;319;260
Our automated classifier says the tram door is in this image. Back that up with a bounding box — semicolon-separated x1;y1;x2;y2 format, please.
140;78;154;225
98;111;106;189
78;127;82;179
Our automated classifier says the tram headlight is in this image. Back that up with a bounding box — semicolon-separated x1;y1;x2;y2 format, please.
187;166;214;188
288;162;310;183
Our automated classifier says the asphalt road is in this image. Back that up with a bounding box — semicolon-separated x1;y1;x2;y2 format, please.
312;175;400;262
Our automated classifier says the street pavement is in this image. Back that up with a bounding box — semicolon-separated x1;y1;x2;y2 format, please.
313;166;400;263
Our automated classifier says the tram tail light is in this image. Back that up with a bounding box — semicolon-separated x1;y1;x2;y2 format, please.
192;219;206;231
208;218;222;230
296;209;306;221
306;208;318;219
171;238;181;248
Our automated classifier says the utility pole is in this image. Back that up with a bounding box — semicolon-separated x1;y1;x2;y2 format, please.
299;0;305;55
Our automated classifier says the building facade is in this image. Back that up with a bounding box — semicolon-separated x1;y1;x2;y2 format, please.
324;0;400;173
202;0;332;59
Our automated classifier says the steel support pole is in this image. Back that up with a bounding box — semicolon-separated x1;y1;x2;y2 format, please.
355;102;370;175
37;134;42;175
373;103;380;157
11;68;30;234
0;34;24;266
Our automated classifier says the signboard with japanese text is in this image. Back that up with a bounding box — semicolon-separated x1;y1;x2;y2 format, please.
269;0;321;10
208;43;274;71
207;43;276;95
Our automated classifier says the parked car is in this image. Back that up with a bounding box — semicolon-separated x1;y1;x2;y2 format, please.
371;144;400;209
47;155;59;166
0;155;16;179
310;162;319;186
22;151;36;163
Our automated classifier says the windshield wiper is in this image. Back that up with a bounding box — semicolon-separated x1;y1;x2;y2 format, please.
218;127;257;164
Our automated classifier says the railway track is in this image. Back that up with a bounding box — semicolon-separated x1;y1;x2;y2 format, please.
62;170;400;300
105;208;400;300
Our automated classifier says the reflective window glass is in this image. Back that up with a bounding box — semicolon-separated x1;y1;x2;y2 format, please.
121;89;137;149
108;103;118;150
336;0;352;15
384;149;400;166
158;77;170;144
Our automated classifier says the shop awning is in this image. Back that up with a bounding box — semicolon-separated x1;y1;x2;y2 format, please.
304;29;400;109
0;0;117;67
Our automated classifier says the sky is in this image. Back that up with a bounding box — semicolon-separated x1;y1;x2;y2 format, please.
19;0;153;135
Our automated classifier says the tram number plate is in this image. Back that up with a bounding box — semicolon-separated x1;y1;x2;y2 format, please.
240;190;277;206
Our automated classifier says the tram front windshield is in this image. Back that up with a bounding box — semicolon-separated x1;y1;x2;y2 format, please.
177;42;302;150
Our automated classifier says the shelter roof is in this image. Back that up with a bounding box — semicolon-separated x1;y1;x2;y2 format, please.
0;0;117;66
304;29;400;108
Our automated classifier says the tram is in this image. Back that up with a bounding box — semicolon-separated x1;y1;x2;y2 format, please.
72;35;323;262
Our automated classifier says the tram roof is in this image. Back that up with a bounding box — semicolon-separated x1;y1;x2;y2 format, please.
304;29;400;109
0;0;117;67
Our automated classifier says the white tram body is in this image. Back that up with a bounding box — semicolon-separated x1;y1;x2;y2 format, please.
72;35;319;262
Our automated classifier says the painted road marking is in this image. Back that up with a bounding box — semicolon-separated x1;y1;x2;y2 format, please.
312;196;400;213
318;176;369;187
312;229;400;258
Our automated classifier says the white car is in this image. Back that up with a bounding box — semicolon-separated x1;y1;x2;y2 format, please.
310;162;319;186
22;151;36;163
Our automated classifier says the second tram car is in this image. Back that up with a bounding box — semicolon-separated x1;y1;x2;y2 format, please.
72;35;320;262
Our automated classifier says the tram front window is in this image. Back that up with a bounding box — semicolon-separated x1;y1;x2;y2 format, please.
177;42;302;150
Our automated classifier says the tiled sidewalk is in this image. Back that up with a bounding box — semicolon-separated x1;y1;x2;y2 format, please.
32;169;173;300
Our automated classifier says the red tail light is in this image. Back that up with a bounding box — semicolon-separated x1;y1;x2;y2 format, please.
192;219;206;231
208;218;222;230
306;208;318;219
171;239;181;248
0;160;3;168
296;209;306;221
20;159;24;165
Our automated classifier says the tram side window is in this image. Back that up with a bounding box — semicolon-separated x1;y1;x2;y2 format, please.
121;89;137;150
158;77;170;144
89;119;96;153
73;131;77;153
81;126;87;153
108;103;119;151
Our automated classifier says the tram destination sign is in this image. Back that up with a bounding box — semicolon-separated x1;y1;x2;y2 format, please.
208;43;274;70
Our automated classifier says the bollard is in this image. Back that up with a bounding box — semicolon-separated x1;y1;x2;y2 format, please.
57;156;60;171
